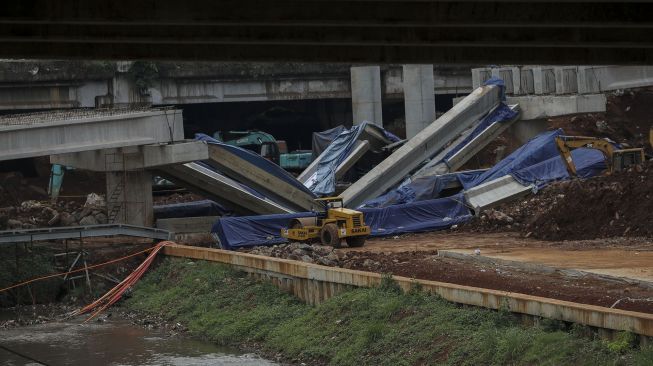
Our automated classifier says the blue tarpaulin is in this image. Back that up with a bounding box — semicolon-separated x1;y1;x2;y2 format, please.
312;125;346;159
195;133;317;198
360;105;517;208
457;129;606;190
441;103;518;165
211;128;608;250
212;193;472;249
359;171;484;208
306;121;396;196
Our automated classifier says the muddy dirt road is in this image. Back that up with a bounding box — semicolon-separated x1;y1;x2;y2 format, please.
315;231;653;313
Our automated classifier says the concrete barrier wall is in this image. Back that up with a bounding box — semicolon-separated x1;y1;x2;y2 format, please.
164;244;653;337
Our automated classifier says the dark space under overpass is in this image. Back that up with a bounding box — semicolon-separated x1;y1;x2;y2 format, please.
3;1;653;64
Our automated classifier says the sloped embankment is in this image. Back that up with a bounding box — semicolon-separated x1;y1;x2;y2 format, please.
125;258;653;366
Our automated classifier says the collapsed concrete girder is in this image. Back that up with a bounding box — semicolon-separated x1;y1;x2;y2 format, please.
204;144;320;213
413;104;521;179
341;84;502;208
297;123;396;186
159;163;294;216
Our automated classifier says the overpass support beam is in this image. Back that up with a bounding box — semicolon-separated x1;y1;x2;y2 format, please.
51;141;208;171
403;65;436;139
351;66;382;126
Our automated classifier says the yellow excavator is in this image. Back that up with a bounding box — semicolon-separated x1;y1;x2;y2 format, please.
555;135;645;177
280;197;370;248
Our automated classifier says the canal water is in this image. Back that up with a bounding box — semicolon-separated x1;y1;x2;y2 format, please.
0;317;276;366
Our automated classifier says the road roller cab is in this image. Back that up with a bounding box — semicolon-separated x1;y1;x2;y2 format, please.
281;197;370;248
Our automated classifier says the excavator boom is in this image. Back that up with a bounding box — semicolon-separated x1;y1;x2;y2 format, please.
555;135;644;177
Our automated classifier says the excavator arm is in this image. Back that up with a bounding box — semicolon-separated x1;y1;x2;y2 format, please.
555;135;644;177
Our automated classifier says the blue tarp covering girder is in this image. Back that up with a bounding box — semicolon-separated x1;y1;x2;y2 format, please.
195;133;317;199
361;129;606;209
358;85;518;209
458;129;606;190
212;128;608;250
312;125;346;159
441;103;518;165
306;121;397;196
212;193;472;249
359;171;485;208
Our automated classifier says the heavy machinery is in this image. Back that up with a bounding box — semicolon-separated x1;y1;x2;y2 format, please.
281;197;370;248
214;130;313;170
555;135;645;177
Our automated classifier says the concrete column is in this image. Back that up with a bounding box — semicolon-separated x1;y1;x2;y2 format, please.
106;170;153;227
403;64;436;139
350;66;383;126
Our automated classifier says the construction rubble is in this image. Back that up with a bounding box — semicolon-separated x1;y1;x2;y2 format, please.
0;194;108;231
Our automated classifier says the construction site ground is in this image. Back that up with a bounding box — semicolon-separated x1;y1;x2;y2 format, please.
328;231;653;314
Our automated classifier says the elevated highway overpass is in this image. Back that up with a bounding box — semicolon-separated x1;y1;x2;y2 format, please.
2;1;652;64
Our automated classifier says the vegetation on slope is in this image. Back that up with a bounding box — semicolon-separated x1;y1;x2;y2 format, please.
125;258;653;366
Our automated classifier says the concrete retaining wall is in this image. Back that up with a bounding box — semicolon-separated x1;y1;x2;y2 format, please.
164;244;653;338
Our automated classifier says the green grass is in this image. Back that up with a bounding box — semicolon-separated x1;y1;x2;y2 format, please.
125;258;653;366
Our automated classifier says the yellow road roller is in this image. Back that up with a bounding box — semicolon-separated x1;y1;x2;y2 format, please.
280;197;370;248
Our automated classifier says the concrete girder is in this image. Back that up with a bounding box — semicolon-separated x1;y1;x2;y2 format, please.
341;84;502;208
159;163;294;216
51;141;209;171
413;104;521;179
464;175;534;214
0;109;183;162
204;144;320;212
335;140;371;180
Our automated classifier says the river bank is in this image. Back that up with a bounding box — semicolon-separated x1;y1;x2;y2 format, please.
124;258;653;366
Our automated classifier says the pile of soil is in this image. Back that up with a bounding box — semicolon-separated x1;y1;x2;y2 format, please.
548;87;653;151
464;161;653;241
525;163;653;240
462;87;653;171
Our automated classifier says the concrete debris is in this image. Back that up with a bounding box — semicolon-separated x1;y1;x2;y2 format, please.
84;193;106;208
245;243;350;268
0;199;108;230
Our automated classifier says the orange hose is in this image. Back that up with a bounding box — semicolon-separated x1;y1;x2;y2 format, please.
75;241;170;322
0;246;156;294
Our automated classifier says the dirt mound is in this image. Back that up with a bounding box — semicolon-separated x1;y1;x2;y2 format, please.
465;161;653;241
548;87;653;151
526;163;653;240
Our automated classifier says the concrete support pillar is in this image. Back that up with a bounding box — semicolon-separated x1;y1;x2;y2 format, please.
106;170;153;227
350;66;383;126
403;64;436;139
